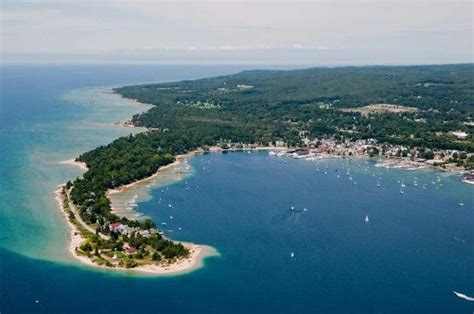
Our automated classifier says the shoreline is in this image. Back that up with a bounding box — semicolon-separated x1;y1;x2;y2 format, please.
56;144;470;274
56;118;218;275
59;159;88;171
106;150;199;199
268;148;472;179
54;146;280;274
54;185;218;276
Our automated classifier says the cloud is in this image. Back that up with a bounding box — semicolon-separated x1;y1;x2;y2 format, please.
0;9;59;22
1;0;472;64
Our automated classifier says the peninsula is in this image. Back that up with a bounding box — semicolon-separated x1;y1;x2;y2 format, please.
61;64;473;273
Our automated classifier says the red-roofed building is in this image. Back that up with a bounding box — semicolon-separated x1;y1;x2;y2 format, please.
125;246;136;254
109;223;121;232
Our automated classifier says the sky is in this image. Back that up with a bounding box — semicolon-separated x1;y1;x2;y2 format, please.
1;0;472;65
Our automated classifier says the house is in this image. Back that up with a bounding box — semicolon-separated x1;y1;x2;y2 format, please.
85;206;94;214
451;131;468;140
275;140;285;147
125;246;136;254
109;223;121;232
138;230;151;238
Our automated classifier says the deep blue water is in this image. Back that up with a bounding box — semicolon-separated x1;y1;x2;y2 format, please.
1;65;473;313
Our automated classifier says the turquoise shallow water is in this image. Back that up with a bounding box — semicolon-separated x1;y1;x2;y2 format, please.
1;65;473;313
0;65;251;261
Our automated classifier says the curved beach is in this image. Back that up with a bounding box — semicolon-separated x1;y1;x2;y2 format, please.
56;152;218;275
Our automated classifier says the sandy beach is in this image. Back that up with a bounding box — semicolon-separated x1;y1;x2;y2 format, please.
55;146;273;273
106;150;199;198
56;148;218;275
59;159;88;171
54;187;92;267
54;185;217;275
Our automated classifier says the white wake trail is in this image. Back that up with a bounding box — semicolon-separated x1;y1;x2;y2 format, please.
453;291;474;301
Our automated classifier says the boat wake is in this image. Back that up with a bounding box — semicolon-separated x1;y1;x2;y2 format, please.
453;291;474;301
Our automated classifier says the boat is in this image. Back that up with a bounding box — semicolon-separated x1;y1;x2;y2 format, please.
365;215;369;223
290;252;295;258
459;202;464;206
377;178;381;187
400;188;405;195
401;179;406;188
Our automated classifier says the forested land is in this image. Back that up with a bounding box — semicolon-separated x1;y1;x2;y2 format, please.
69;64;474;264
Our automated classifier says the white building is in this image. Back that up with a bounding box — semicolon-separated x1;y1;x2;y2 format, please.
452;131;468;139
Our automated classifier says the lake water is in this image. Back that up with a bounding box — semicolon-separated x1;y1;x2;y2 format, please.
1;65;473;313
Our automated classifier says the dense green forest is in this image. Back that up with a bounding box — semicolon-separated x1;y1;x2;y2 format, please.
116;64;473;151
69;64;473;266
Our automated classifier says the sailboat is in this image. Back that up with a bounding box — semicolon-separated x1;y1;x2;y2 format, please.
401;179;406;188
290;252;295;258
377;178;381;187
400;188;405;195
365;215;370;223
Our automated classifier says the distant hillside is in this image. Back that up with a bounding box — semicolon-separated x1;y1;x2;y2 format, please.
116;64;474;113
114;64;473;151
